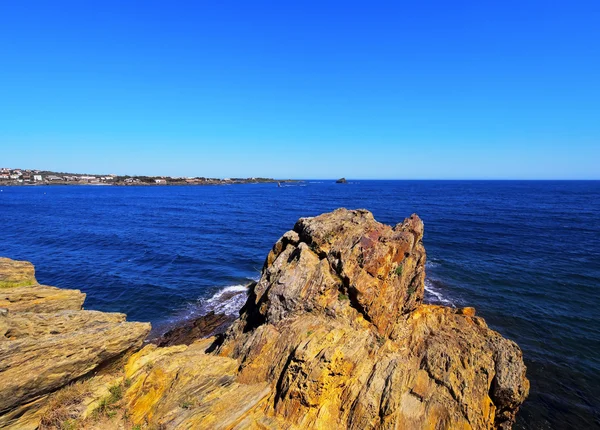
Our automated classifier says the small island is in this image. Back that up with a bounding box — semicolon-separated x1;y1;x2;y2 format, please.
336;177;347;183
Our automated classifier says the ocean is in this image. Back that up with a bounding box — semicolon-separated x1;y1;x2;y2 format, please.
1;181;598;429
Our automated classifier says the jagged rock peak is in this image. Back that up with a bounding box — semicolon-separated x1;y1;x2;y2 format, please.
246;208;426;335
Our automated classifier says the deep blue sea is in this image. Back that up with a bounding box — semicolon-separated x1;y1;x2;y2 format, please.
1;181;598;429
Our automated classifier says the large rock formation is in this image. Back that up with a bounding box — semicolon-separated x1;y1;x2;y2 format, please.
0;257;150;429
0;209;529;429
212;209;529;429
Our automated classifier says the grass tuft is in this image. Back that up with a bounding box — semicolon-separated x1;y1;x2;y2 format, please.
394;265;403;276
93;381;125;418
39;381;90;429
180;400;193;409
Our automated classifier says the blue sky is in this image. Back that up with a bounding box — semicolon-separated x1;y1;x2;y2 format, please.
1;1;598;179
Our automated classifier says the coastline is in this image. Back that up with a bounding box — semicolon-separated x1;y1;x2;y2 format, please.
0;179;300;187
0;209;529;429
2;179;596;428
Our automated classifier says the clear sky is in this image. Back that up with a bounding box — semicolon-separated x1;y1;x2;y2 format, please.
1;1;598;179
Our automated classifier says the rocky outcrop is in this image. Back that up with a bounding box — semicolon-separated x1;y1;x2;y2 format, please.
211;209;529;429
0;257;37;288
0;257;150;428
0;209;529;429
250;209;426;335
0;257;86;313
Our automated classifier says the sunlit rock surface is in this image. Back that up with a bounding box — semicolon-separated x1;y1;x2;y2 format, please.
0;258;150;429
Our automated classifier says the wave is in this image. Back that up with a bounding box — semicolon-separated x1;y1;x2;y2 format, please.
150;283;250;339
424;278;455;307
197;284;249;316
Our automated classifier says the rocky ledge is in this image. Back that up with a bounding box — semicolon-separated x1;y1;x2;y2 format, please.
0;209;529;429
0;257;150;429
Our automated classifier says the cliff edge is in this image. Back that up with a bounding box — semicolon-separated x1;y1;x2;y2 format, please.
0;209;529;429
0;258;150;429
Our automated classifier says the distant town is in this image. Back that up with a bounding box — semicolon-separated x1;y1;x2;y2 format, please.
0;167;285;186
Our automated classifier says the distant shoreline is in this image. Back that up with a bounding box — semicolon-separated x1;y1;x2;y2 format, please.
0;180;299;187
0;167;304;186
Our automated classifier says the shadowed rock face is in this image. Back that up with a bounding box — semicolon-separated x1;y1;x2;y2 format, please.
152;311;236;347
0;209;529;429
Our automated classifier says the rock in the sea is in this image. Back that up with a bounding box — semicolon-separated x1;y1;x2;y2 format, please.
0;209;529;429
336;177;347;183
0;257;150;428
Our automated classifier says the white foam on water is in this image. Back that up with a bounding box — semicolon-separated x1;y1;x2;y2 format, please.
424;278;455;307
151;283;250;338
206;284;247;300
199;284;249;315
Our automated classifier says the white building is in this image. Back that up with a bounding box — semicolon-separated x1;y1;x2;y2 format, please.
33;175;43;181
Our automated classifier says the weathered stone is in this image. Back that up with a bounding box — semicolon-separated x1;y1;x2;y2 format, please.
249;208;426;335
212;209;528;429
0;257;85;313
0;284;85;313
0;257;36;288
120;339;272;429
0;309;129;340
0;257;151;427
0;317;150;413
